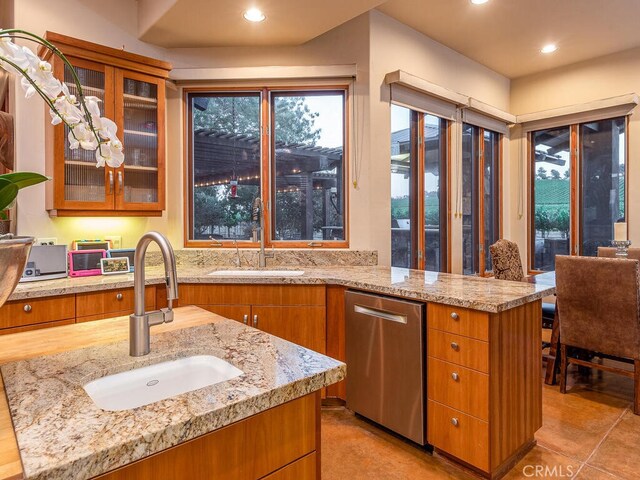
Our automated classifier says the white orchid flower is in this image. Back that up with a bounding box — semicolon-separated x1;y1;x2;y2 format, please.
95;140;124;168
0;35;28;73
0;30;124;166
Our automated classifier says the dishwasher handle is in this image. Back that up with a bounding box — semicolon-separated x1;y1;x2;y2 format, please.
353;304;408;324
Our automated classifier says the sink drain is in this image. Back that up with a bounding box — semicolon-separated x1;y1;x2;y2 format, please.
146;379;159;387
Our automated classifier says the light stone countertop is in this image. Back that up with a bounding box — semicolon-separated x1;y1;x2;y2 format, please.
9;265;555;313
0;308;345;480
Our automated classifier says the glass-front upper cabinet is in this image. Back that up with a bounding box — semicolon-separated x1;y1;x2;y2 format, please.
115;71;165;212
43;32;171;216
48;57;116;212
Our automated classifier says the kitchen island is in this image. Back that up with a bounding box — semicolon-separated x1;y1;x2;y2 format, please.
0;306;345;480
0;266;554;479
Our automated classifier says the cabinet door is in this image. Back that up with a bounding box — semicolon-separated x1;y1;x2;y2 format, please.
251;306;326;354
199;305;251;325
114;70;165;212
49;56;116;211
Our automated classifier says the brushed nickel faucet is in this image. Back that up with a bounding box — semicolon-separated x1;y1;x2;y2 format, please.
129;231;179;357
252;197;274;268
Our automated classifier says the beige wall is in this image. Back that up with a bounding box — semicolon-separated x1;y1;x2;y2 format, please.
508;47;640;269
9;2;512;267
368;11;511;268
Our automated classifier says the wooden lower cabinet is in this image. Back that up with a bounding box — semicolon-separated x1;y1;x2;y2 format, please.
252;306;326;354
427;301;542;478
0;287;157;334
76;287;156;321
95;392;319;480
262;453;317;480
0;295;75;332
170;284;328;354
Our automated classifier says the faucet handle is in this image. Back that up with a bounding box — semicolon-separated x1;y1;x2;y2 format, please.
161;308;174;323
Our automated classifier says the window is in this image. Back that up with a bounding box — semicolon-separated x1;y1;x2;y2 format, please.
186;88;347;247
390;104;448;271
462;124;501;275
530;117;626;271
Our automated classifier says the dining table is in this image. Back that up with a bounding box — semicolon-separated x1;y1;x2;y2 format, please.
526;271;559;385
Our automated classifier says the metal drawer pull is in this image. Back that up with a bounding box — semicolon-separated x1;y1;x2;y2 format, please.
450;312;459;320
243;314;249;325
451;418;459;427
451;372;459;381
450;342;459;350
354;305;408;324
116;293;123;301
253;314;258;327
23;304;32;313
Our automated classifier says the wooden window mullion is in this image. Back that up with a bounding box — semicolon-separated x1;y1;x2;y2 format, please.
264;88;273;247
570;124;579;256
478;128;486;275
416;113;426;270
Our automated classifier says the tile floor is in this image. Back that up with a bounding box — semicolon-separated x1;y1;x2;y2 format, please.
321;365;638;479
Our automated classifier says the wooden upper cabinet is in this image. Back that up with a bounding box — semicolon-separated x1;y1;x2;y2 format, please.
42;32;171;217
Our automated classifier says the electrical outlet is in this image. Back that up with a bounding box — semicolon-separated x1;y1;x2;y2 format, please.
105;235;122;249
37;237;57;246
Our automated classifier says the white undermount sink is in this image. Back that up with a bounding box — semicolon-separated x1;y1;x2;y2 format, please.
208;269;305;277
83;355;243;411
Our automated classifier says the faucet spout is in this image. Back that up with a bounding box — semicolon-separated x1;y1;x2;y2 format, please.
251;197;275;268
130;231;178;356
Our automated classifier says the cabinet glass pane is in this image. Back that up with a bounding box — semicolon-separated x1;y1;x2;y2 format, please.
391;104;412;268
122;77;158;204
63;64;106;202
532;126;571;271
580;117;626;256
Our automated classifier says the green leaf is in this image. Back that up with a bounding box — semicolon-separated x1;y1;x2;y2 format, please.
0;172;49;189
0;178;19;212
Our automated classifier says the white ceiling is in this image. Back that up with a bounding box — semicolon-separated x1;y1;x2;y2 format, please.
137;0;385;47
138;0;640;78
377;0;640;78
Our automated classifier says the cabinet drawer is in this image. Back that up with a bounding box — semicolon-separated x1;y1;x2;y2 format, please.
427;357;489;421
428;400;489;472
427;303;489;341
76;287;155;317
0;295;75;329
428;329;489;373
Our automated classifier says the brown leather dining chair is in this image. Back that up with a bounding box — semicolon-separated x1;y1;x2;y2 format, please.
489;239;556;336
555;255;640;415
597;246;640;261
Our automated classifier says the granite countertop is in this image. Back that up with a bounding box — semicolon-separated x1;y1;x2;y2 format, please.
10;265;555;313
0;307;345;480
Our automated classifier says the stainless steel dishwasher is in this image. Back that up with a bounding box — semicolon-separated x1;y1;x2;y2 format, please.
345;290;426;445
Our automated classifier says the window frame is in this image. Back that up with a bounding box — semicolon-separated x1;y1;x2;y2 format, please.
462;124;503;276
527;115;629;273
183;85;350;249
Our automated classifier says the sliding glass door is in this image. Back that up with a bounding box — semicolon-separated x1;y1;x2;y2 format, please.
391;104;448;271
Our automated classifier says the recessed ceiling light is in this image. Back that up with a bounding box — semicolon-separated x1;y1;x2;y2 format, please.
470;0;489;4
243;8;265;22
541;44;557;54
